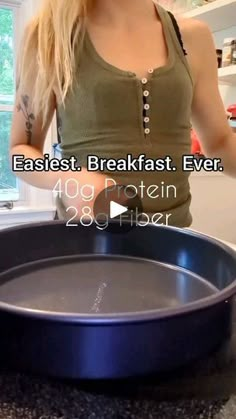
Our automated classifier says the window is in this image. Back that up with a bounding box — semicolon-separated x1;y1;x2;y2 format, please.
0;4;20;203
0;0;56;218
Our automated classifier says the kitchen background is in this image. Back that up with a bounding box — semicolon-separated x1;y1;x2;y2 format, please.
0;0;236;243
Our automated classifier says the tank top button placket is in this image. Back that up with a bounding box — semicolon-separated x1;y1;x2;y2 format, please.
141;71;153;142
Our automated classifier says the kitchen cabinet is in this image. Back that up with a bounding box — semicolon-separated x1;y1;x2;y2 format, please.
218;65;236;85
183;0;236;32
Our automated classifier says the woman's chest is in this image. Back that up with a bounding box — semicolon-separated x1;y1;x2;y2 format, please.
61;60;193;141
86;24;168;80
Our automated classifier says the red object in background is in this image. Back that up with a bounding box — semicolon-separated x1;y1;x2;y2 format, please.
227;104;236;117
191;129;202;154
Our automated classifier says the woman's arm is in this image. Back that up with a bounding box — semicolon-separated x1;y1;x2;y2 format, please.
10;89;60;189
179;18;236;177
10;86;109;214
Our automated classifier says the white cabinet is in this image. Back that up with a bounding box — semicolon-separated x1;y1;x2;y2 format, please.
183;0;236;32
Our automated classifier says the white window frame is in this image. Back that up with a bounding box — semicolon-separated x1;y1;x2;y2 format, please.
0;0;55;224
0;1;27;205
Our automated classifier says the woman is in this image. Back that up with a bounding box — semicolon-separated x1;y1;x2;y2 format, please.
10;0;236;227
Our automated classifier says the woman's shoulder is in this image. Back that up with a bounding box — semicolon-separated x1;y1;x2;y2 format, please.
174;14;215;69
175;14;213;46
169;13;215;84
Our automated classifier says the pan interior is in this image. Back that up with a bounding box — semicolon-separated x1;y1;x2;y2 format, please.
0;255;219;314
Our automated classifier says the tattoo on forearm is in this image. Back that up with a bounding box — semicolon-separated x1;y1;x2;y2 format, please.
56;110;63;143
16;95;35;143
16;77;20;92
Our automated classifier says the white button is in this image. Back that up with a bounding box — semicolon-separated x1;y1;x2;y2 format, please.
144;104;150;110
143;90;150;97
142;78;148;84
145;128;150;135
148;68;154;74
144;117;150;123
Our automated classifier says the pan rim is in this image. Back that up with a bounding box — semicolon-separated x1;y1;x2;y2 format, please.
0;221;235;324
0;283;235;324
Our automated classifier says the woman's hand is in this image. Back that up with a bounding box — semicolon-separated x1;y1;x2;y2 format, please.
60;170;131;221
60;169;111;219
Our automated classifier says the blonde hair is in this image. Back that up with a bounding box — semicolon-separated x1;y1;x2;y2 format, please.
17;0;93;125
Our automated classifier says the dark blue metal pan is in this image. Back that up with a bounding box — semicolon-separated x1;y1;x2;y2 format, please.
0;221;235;379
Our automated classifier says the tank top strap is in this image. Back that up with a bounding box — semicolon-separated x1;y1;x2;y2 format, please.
167;11;188;56
155;4;194;86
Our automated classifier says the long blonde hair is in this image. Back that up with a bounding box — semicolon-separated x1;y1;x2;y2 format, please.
17;0;93;125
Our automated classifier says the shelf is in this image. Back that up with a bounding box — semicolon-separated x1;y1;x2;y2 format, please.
183;0;236;32
218;65;236;84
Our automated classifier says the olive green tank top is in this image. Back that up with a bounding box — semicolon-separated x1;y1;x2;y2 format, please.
56;4;194;227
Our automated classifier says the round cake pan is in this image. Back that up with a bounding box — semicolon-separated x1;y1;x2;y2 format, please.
0;221;235;379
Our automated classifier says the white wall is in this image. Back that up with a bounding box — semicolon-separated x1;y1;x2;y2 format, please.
190;173;236;243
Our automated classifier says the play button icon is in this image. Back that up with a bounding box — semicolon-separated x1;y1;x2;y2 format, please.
110;201;128;219
93;184;143;233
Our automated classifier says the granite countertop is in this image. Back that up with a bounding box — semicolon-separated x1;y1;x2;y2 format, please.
0;356;235;419
0;376;230;419
1;320;236;419
0;240;235;418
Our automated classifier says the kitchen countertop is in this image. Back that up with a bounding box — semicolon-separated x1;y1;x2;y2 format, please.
0;238;236;418
0;371;230;419
1;336;236;419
